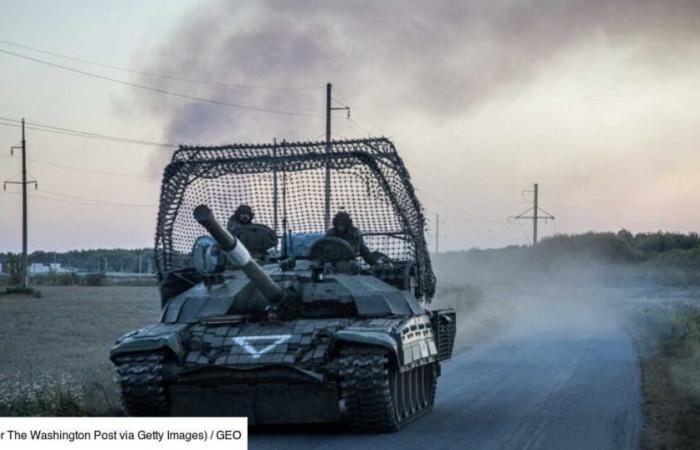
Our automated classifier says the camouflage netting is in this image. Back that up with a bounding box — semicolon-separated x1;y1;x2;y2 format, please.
154;138;436;300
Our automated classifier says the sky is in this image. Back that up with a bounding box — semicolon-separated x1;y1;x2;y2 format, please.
1;0;699;252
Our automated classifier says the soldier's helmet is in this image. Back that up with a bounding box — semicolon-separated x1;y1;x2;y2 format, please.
332;211;353;228
234;204;254;224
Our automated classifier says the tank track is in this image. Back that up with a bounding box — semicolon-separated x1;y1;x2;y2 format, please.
114;352;170;416
339;346;437;432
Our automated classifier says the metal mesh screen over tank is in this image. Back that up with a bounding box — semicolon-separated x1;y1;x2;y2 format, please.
155;137;436;300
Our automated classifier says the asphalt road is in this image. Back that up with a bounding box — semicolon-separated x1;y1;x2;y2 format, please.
250;310;642;450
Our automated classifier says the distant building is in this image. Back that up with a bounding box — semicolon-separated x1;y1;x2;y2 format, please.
29;263;50;274
28;262;74;274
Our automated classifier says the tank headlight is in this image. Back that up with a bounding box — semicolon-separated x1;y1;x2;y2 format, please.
192;235;225;274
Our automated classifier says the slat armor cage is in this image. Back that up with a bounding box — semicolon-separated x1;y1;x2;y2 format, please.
155;137;436;301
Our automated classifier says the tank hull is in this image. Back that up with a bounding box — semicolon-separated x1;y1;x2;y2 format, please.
112;312;455;429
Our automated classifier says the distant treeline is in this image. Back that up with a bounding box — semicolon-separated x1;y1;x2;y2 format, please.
436;230;700;287
1;248;155;274
532;230;700;267
446;230;700;264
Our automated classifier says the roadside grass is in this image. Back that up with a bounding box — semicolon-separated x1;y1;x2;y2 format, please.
632;306;700;449
0;375;90;416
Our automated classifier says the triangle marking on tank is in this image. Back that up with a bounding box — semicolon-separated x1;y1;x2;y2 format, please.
232;335;292;359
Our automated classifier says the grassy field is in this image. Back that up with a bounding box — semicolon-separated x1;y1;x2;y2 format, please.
0;286;160;415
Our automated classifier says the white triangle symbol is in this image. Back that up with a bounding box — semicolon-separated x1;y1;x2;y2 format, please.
232;335;292;359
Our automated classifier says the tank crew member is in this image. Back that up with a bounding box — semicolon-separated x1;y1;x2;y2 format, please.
227;204;254;233
326;211;378;265
227;204;277;259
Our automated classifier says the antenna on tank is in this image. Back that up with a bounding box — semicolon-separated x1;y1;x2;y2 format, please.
281;139;288;258
272;138;278;235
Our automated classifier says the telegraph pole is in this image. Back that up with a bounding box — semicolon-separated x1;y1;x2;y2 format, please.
511;183;554;246
533;183;539;245
324;82;350;230
20;119;27;286
3;119;37;287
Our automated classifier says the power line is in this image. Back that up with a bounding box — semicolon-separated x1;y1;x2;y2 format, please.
0;38;323;91
35;189;157;207
30;193;155;208
403;157;524;207
0;48;320;118
330;93;525;208
332;91;385;135
27;158;151;178
330;97;375;137
0;117;175;148
415;186;502;224
4;189;157;208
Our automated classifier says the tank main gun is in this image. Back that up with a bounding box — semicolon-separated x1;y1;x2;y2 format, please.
193;204;283;304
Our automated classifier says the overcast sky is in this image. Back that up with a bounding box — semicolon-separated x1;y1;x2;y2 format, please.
1;0;700;252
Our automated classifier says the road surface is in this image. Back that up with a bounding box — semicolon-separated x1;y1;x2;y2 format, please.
250;311;642;450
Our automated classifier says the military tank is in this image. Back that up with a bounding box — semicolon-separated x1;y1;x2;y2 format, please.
110;138;456;431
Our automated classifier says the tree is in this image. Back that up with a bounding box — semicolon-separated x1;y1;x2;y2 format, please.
6;253;22;286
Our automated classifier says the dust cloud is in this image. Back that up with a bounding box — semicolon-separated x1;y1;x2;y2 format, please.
430;250;658;351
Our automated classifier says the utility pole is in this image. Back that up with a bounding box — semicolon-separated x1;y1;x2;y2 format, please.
3;119;37;287
533;183;539;245
435;213;440;254
324;82;350;230
511;183;554;246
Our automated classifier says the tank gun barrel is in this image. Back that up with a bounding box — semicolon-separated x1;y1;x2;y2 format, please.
193;204;283;304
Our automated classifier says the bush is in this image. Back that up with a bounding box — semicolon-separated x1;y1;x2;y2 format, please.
83;272;106;286
1;286;42;298
57;272;80;285
6;253;23;286
32;272;80;286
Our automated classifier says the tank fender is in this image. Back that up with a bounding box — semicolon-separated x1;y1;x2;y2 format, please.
334;330;400;363
110;324;186;362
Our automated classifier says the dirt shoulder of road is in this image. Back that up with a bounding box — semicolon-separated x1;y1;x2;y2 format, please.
628;305;700;449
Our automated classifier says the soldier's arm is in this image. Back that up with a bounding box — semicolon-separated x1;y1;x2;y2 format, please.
226;216;237;234
358;235;378;266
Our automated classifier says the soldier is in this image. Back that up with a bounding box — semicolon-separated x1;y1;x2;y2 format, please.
326;211;378;265
227;204;277;259
227;204;254;233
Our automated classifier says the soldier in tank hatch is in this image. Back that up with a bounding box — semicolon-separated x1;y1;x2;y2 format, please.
227;204;277;259
326;211;378;266
227;204;254;232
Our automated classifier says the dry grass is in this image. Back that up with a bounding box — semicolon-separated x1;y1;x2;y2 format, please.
631;305;700;449
0;286;160;415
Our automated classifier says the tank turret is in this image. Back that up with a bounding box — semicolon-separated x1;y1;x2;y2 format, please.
193;204;283;304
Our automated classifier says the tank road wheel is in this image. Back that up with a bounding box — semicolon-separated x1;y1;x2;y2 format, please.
114;352;170;416
339;347;438;432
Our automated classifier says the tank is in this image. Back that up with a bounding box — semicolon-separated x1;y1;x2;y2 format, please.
110;138;456;431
